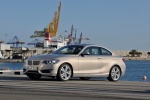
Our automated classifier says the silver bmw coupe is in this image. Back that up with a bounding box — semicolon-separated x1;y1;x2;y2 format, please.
23;44;126;81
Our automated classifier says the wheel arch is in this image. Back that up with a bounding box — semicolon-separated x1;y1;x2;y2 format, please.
57;62;74;77
111;64;122;75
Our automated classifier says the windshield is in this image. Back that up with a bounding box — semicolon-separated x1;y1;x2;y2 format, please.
52;45;84;55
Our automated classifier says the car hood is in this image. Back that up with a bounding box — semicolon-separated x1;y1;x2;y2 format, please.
27;54;77;60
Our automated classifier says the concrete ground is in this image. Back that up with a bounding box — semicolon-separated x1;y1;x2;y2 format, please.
0;75;150;100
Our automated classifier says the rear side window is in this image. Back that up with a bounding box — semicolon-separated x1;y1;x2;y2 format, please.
100;47;112;55
83;47;99;55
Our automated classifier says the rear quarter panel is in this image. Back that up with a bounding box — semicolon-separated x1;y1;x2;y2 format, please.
101;56;126;76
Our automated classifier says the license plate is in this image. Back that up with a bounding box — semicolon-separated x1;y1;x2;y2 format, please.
28;66;35;70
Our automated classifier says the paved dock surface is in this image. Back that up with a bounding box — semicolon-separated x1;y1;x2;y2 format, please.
0;75;150;100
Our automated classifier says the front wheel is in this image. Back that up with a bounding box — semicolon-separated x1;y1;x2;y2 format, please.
107;66;121;82
27;74;41;80
79;77;90;80
57;63;72;81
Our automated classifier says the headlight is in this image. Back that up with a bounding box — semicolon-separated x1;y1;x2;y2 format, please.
42;59;59;64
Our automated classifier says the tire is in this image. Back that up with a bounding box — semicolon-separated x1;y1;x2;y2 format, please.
79;77;90;80
27;74;41;80
57;63;72;81
107;66;121;82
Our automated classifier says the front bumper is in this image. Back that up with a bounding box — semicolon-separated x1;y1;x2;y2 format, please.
23;63;59;76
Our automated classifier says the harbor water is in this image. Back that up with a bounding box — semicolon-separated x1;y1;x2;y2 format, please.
0;60;150;82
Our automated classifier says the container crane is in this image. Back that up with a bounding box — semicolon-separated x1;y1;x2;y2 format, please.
30;1;61;38
7;36;25;47
30;31;45;38
48;1;61;37
0;40;4;44
27;39;43;47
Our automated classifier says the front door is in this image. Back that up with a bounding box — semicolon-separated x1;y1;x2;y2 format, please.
78;47;102;75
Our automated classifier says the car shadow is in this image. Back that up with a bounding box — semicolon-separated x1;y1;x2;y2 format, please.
0;75;108;82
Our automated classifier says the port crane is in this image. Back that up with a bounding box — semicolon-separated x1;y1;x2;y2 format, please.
7;36;25;47
30;2;89;47
30;1;61;38
27;39;43;47
68;25;90;44
48;1;61;37
0;40;4;44
78;32;90;44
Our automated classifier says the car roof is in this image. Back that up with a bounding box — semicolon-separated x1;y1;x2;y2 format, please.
68;44;101;47
68;44;115;55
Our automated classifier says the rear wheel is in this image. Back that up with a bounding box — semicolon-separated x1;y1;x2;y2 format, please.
107;66;121;82
57;63;72;81
79;77;90;80
27;74;41;80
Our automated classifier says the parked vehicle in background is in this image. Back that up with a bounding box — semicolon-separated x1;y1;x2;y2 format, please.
12;53;22;59
23;44;126;81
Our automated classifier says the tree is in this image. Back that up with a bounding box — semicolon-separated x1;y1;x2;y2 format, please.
129;50;142;57
129;50;137;57
147;52;150;56
136;52;142;57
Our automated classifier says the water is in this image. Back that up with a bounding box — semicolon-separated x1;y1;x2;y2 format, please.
0;62;24;70
120;60;150;82
0;60;150;82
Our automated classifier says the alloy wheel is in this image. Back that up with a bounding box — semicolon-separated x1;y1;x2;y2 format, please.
111;66;120;81
107;66;121;81
57;64;72;81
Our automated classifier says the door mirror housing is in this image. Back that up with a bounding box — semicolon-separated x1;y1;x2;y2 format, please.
80;53;89;57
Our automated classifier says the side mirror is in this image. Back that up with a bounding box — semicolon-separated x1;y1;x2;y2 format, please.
80;53;89;57
80;53;84;57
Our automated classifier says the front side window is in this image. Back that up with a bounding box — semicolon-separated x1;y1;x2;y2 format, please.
52;45;84;55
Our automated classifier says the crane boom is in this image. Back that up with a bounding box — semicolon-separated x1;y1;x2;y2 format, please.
30;2;61;38
48;1;61;37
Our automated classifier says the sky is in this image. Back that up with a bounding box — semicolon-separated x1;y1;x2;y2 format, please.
0;0;150;50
